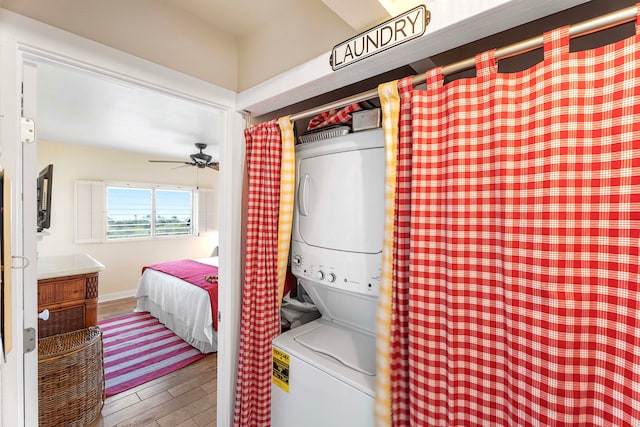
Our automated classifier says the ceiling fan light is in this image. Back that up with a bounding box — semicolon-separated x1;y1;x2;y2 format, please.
191;153;212;163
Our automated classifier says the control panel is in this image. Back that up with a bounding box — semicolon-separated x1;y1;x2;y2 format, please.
290;241;381;297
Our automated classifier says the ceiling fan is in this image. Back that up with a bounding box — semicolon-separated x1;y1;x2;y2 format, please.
148;143;219;170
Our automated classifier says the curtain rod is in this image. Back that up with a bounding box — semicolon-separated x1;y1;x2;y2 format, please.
288;5;637;122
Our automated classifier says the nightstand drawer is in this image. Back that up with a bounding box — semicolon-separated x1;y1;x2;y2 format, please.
38;277;85;306
38;305;85;338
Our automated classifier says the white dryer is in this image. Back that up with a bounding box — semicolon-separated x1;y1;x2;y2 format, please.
271;128;384;427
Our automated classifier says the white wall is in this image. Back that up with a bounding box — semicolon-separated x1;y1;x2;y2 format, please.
36;140;219;300
0;0;239;91
236;1;355;91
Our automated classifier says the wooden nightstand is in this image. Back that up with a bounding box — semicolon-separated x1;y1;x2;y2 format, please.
37;254;105;338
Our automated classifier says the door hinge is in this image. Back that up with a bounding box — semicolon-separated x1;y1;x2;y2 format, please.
21;117;35;143
24;327;36;353
218;311;221;323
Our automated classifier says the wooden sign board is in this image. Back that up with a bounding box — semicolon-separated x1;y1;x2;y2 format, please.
331;5;430;71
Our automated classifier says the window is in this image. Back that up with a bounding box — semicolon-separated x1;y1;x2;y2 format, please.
106;187;152;239
155;189;193;236
75;181;216;243
106;185;193;240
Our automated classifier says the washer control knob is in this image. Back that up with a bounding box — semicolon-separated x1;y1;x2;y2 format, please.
292;255;302;266
327;272;336;283
316;271;325;280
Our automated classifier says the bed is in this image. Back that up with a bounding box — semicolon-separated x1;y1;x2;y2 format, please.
134;256;218;353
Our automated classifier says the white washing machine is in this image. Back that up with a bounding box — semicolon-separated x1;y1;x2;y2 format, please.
271;128;384;427
271;316;376;426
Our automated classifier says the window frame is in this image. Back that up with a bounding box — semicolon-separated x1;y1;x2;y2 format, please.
75;180;217;244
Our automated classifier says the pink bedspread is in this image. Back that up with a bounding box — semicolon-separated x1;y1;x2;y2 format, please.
142;259;218;331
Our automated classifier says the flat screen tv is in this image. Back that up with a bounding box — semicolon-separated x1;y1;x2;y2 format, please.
37;164;53;232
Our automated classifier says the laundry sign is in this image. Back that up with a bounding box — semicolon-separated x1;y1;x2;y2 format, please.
330;5;430;71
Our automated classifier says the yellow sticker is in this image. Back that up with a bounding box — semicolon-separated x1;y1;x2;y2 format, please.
272;347;290;393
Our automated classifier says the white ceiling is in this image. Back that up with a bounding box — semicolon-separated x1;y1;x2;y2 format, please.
163;0;397;35
37;61;224;162
163;0;304;37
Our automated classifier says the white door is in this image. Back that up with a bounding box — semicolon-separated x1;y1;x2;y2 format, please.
0;35;38;427
21;60;40;427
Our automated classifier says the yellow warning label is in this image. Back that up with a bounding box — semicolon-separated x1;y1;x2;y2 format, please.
272;347;290;393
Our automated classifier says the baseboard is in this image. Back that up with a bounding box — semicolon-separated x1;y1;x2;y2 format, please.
98;289;137;303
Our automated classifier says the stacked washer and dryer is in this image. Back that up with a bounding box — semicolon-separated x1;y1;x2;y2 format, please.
271;128;385;426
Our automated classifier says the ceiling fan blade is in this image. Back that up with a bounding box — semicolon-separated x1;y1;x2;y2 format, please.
148;160;191;165
171;164;194;170
207;163;219;171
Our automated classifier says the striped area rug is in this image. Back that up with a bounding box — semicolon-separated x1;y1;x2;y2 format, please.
99;311;205;397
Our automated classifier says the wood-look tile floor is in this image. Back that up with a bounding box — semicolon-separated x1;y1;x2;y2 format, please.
88;297;217;427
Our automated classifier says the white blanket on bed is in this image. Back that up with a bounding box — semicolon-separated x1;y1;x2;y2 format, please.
134;256;218;353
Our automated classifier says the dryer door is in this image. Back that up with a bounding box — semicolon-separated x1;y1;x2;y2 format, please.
297;146;384;254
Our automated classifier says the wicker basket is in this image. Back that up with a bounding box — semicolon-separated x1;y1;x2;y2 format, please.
38;326;104;427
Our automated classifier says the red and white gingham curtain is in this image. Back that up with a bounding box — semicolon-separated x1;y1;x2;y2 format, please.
387;14;640;426
234;120;283;427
